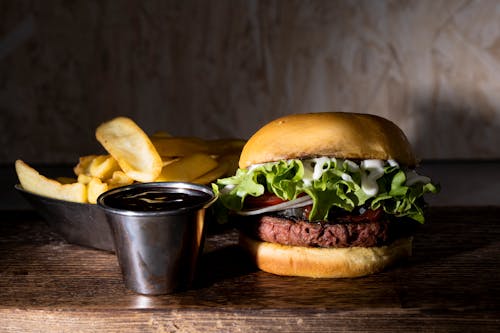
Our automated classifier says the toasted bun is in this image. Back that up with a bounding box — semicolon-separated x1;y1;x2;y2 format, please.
239;112;417;169
239;233;413;278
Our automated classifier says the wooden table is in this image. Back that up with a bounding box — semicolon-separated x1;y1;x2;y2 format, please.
0;207;499;332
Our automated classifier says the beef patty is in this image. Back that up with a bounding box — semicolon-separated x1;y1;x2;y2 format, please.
240;208;416;248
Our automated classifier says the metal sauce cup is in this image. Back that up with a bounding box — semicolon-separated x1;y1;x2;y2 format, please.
97;182;217;295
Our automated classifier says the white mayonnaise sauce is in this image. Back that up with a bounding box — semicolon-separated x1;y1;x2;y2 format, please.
303;158;387;197
302;157;334;186
312;157;332;180
388;159;399;167
360;159;385;197
344;160;360;172
301;159;315;187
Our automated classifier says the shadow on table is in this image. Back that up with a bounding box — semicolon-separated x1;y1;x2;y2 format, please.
196;243;256;289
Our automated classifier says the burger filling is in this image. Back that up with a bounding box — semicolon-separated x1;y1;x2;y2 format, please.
240;207;419;248
213;157;438;224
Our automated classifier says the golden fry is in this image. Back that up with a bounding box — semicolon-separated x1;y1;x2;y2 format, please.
192;153;241;184
219;153;240;176
156;153;218;182
87;177;108;204
191;162;228;185
89;155;120;179
16;160;87;203
161;157;180;167
77;174;93;185
151;136;245;158
206;139;246;156
96;117;162;182
74;155;99;176
151;136;210;158
106;170;134;189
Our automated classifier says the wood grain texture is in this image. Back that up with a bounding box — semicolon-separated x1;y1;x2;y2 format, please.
2;1;500;164
0;208;499;332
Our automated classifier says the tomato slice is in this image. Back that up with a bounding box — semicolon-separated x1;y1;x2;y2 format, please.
244;192;286;209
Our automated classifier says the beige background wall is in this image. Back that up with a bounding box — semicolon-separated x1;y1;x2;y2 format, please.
1;0;500;164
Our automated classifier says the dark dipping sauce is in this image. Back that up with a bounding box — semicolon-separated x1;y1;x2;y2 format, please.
102;187;211;212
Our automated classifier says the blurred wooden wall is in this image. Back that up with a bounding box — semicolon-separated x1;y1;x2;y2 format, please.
1;0;500;164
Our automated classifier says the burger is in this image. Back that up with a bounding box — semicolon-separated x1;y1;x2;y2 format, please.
213;112;438;278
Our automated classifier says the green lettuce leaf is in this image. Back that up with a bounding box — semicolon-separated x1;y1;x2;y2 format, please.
213;159;439;223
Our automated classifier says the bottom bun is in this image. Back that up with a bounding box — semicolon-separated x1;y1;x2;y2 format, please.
239;233;413;278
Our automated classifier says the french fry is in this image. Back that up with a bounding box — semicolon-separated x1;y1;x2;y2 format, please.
161;157;180;167
96;117;162;182
151;136;246;158
218;153;240;176
87;177;108;204
77;174;93;185
191;162;228;185
206;139;246;156
191;153;241;184
89;155;120;179
106;170;134;189
16;160;87;203
151;137;211;158
155;153;218;182
74;155;99;176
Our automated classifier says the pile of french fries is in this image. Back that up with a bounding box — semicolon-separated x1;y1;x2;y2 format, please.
16;117;244;204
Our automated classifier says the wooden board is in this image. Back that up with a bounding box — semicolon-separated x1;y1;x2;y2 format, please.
0;208;499;332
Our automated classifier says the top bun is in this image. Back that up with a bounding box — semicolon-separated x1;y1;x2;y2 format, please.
239;112;417;169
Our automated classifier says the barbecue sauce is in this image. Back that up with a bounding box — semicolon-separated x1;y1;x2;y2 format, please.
102;187;210;212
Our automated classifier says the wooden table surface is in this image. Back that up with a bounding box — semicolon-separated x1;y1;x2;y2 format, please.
0;207;499;332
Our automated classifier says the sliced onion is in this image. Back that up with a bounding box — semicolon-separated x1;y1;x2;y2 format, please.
236;195;313;216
